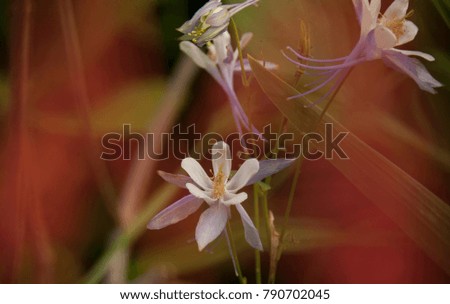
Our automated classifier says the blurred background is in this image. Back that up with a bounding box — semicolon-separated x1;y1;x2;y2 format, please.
0;0;449;283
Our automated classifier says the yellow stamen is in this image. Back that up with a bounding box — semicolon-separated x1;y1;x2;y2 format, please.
379;10;414;40
212;165;226;199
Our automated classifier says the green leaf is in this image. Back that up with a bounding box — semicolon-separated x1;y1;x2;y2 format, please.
430;0;450;28
248;55;450;276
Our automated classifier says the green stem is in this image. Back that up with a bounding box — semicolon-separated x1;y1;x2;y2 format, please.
261;189;271;249
269;68;354;283
226;222;246;284
230;18;249;87
279;157;303;252
253;185;261;284
267;157;303;284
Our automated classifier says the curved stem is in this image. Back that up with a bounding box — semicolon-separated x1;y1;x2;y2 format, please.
271;63;357;284
287;70;340;100
230;18;249;87
253;184;261;283
283;49;364;71
286;46;350;63
11;0;32;282
58;0;118;220
268;157;304;284
226;222;246;283
223;83;252;131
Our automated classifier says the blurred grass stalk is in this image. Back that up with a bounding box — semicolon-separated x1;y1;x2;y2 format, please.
58;0;118;219
117;55;198;229
430;0;450;28
84;55;198;283
9;0;54;283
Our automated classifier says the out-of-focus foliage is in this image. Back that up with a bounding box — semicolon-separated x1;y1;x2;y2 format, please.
1;0;449;284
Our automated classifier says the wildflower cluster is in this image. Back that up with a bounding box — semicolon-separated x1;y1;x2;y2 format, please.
148;0;442;280
282;0;442;103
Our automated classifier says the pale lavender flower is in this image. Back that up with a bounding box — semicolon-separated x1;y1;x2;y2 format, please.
148;141;294;253
178;0;259;46
282;0;442;103
180;31;277;135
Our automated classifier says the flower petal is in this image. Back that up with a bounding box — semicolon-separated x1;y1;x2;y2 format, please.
226;158;259;192
211;141;232;180
246;158;296;186
224;229;239;276
181;158;213;190
234;59;278;72
384;0;409;20
396;20;418;46
369;0;381;19
352;0;365;23
177;0;222;34
147;194;203;230
235;204;263;250
353;0;378;36
179;41;222;82
195;203;229;251
226;0;259;16
374;25;397;49
158;170;194;189
393;49;435;61
213;31;232;64
221;192;248;206
206;7;230;27
186;183;216;204
382;50;443;94
239;32;253;50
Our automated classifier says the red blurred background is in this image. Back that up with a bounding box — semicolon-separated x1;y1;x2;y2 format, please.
0;0;449;283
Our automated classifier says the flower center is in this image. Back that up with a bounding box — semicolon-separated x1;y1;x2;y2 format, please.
187;23;209;44
212;166;226;199
384;18;405;39
380;10;414;40
186;7;225;44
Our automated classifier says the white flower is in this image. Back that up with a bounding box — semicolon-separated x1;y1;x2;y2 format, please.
178;0;259;46
148;141;294;252
361;0;443;93
282;0;442;101
181;31;277;134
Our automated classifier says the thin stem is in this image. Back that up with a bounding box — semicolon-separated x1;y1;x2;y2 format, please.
230;18;249;87
226;222;246;284
117;56;198;227
318;67;353;122
83;184;175;283
268;157;304;284
11;0;32;282
280;157;303;251
261;116;288;283
253;184;261;284
287;70;339;100
261;190;271;252
283;48;364;71
58;0;118;220
288;46;349;63
270;66;355;284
